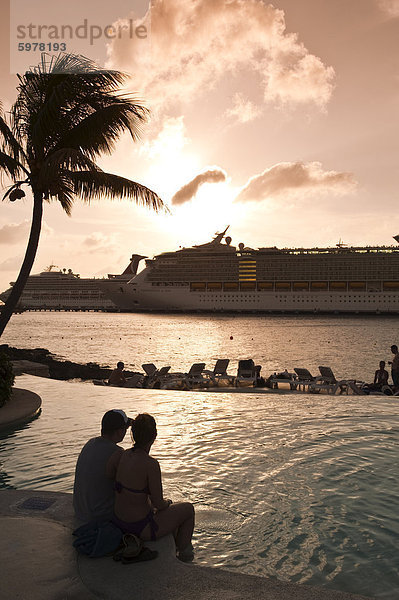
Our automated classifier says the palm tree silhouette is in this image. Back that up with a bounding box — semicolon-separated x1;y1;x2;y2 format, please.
0;53;165;335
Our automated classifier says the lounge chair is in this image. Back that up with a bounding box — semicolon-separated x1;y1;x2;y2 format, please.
148;366;171;388
142;363;157;377
235;359;258;387
183;363;207;388
293;368;320;391
157;366;171;377
294;366;353;394
316;366;365;395
204;359;235;387
142;363;171;388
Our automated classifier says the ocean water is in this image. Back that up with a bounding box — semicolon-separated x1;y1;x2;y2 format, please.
1;312;399;598
1;311;399;380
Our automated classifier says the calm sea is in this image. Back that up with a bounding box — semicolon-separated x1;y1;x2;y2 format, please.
1;312;399;599
1;311;399;379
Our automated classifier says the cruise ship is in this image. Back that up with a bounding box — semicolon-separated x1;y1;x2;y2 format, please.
99;229;399;314
0;255;145;311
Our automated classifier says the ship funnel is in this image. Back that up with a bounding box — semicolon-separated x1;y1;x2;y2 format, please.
123;254;147;276
394;235;399;244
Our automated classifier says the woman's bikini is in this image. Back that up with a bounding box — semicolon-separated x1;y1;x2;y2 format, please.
113;448;159;540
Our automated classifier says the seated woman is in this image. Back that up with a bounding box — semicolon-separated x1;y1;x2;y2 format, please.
374;360;389;388
366;360;390;392
108;413;195;561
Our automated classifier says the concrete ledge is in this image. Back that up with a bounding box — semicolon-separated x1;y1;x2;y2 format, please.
0;388;42;432
1;516;98;600
0;490;371;600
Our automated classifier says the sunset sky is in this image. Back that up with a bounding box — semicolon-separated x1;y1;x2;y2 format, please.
1;0;399;291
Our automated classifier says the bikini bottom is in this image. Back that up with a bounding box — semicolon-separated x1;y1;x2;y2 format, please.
113;511;159;541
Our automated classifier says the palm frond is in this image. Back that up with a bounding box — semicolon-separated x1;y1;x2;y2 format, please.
37;169;75;214
27;79;132;151
0;113;27;165
54;101;148;159
0;151;28;181
36;149;102;201
54;180;75;215
47;53;126;88
68;171;166;212
13;54;143;161
39;148;102;181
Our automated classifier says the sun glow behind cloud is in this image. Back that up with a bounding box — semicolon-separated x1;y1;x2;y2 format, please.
101;0;341;246
100;0;344;248
159;179;243;246
138;116;201;199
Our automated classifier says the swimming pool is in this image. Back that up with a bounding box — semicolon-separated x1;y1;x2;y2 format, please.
1;375;398;599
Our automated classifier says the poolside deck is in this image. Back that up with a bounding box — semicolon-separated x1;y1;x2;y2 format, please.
0;489;371;600
0;387;42;432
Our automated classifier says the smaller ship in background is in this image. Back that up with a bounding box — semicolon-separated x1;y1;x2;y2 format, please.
0;254;145;312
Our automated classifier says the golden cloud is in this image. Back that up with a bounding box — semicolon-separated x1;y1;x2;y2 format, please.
171;168;227;205
107;0;335;114
236;162;357;203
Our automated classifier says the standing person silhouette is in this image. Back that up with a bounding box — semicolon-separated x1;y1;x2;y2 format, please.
389;345;399;388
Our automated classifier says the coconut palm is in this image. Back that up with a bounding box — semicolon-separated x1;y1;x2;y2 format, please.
0;53;165;336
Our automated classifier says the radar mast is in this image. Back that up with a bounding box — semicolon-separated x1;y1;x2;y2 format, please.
211;226;230;245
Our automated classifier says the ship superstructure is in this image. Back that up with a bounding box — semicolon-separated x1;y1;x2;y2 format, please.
99;229;399;314
0;255;145;311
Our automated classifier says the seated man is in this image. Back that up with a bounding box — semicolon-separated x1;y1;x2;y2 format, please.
108;361;127;387
73;409;131;524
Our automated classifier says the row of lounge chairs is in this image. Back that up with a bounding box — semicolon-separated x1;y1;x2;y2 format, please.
95;360;379;394
123;361;367;394
102;359;260;389
141;360;237;389
268;366;366;395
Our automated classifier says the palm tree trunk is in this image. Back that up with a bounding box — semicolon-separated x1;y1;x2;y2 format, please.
0;191;43;337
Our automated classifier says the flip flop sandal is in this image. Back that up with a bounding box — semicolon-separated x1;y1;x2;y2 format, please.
121;547;158;564
113;533;142;561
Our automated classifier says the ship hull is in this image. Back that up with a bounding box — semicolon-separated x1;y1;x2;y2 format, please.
0;292;116;311
100;281;399;314
0;297;116;311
